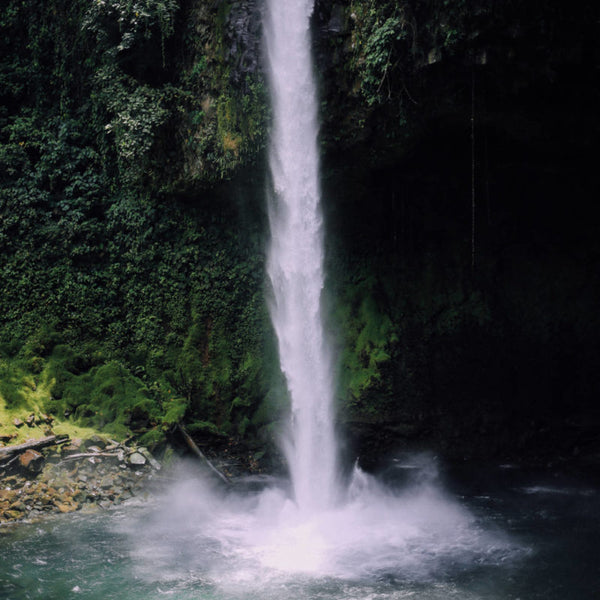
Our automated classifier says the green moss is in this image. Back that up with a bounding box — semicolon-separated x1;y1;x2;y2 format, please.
335;274;394;405
137;428;166;449
235;416;249;437
212;80;268;176
0;0;273;447
0;352;102;444
162;396;188;425
186;420;226;437
0;360;29;409
58;361;158;437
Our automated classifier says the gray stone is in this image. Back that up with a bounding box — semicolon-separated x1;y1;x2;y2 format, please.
100;476;114;489
127;452;146;466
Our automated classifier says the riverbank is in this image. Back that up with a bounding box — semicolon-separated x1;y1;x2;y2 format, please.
0;434;164;523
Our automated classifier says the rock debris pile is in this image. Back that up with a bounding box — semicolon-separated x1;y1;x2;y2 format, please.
0;434;160;523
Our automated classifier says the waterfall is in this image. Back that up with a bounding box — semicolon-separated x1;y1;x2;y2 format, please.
265;0;338;512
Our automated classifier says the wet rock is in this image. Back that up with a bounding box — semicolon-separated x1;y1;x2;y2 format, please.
224;0;262;88
9;501;27;512
127;452;146;467
138;447;161;470
72;488;86;501
19;449;45;473
327;4;346;34
84;435;107;450
60;438;84;455
0;489;17;502
54;501;77;513
100;475;114;489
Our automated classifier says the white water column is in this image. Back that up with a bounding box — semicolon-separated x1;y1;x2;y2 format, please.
264;0;338;512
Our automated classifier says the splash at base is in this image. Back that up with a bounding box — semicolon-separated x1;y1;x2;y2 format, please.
128;455;520;591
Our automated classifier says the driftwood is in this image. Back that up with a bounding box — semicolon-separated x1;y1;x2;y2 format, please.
0;434;69;458
176;423;230;485
59;452;122;463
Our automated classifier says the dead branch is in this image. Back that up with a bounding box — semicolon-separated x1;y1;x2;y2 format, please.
176;423;230;485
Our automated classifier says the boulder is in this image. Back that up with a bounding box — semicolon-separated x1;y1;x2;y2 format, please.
127;452;146;466
4;509;23;520
19;449;45;473
9;501;27;512
55;501;77;513
0;489;17;502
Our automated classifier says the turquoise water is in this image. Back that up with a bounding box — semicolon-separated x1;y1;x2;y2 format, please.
1;463;598;600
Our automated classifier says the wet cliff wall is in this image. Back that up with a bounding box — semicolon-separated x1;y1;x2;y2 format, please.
311;0;600;466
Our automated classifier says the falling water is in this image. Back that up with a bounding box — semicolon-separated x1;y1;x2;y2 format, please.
265;0;338;512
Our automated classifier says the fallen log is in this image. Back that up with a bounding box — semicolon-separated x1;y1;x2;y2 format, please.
0;434;69;458
176;423;230;485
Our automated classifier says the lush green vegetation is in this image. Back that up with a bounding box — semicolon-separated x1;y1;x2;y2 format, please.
0;0;275;446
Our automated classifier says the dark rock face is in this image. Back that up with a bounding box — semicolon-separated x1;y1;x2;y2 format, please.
304;0;600;467
224;0;263;88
